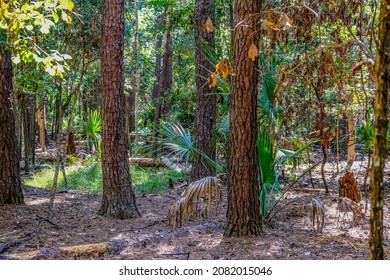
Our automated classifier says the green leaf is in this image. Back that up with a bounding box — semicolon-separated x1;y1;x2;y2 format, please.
52;11;59;23
59;0;74;11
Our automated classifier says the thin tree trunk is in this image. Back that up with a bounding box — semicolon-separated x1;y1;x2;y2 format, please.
152;9;173;145
99;0;140;218
0;44;24;205
346;108;355;165
369;0;389;260
21;93;36;173
37;103;47;152
224;0;262;237
191;0;217;180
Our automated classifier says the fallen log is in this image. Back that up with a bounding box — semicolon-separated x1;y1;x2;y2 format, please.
129;157;186;173
129;157;167;168
7;239;127;260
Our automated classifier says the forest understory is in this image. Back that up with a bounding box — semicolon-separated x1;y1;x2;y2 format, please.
1;147;389;260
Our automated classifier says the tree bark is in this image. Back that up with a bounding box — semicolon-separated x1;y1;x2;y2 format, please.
369;0;389;260
191;0;217;180
346;108;355;165
37;103;47;152
224;0;262;237
0;44;24;205
21;92;36;173
99;0;140;218
152;9;173;144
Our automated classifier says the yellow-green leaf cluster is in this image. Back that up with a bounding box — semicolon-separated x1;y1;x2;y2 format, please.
0;0;74;77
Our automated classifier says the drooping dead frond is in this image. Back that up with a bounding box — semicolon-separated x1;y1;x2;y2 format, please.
168;176;223;228
311;198;326;233
337;197;365;225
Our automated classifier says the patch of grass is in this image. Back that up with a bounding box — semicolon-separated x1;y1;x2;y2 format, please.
22;161;186;194
131;166;186;193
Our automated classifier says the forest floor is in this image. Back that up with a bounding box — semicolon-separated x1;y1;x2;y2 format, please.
1;149;390;260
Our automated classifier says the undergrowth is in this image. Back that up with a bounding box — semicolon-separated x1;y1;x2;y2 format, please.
23;161;185;194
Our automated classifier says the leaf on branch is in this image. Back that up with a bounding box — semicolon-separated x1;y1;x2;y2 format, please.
261;19;275;35
215;59;233;80
201;17;214;33
278;13;294;29
208;72;217;88
248;43;258;62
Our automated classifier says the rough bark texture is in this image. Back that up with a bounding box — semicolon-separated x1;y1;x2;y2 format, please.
152;10;173;143
0;44;24;205
21;92;36;173
37;103;47;152
191;0;217;180
224;0;262;237
369;0;389;260
99;0;139;218
152;35;163;100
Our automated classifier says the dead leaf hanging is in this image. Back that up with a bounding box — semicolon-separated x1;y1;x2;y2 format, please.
248;43;258;62
208;72;217;88
201;17;214;33
261;19;275;36
215;59;233;80
278;13;294;29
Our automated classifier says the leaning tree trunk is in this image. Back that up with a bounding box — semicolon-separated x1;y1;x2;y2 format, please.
369;0;389;260
191;0;217;180
0;44;24;205
224;0;262;237
99;0;140;219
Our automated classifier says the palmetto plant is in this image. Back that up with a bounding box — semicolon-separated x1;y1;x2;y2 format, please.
152;122;224;173
75;110;102;152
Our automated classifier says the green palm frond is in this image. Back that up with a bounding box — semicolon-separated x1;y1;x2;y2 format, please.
149;122;224;172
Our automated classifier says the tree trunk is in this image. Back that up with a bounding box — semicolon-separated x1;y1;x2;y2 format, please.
224;0;262;237
0;44;24;205
127;0;139;144
152;34;163;100
152;9;173;144
191;0;217;180
346;108;355;165
369;0;389;260
37;103;47;152
99;0;140;219
21;92;36;173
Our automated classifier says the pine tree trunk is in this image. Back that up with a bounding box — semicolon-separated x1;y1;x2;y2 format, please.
99;0;140;219
369;0;389;260
152;10;173;144
191;0;217;180
152;35;163;100
37;103;47;152
224;0;262;237
0;44;24;205
21;92;36;173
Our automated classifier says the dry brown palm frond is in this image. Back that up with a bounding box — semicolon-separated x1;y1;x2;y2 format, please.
337;197;365;225
311;197;326;233
168;176;223;228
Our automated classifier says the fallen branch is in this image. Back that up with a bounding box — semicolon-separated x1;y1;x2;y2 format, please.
36;215;62;229
0;232;32;254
